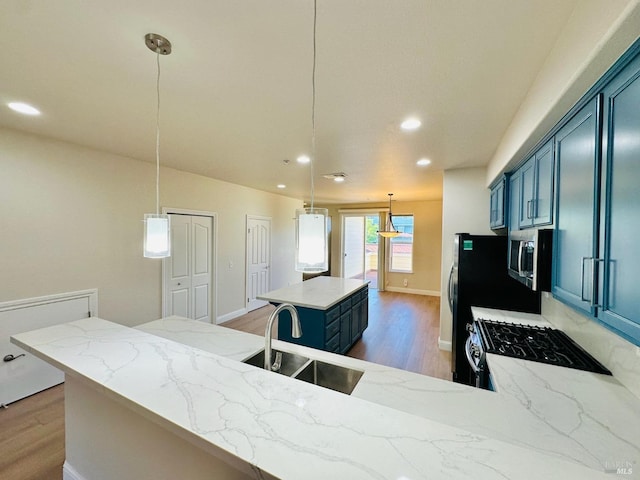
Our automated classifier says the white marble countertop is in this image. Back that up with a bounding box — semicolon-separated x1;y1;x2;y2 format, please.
12;316;615;479
142;316;640;475
257;276;368;310
471;307;640;475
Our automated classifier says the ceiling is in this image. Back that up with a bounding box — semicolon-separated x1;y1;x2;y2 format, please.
0;0;579;204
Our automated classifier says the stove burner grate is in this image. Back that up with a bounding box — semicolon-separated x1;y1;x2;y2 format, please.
476;319;611;375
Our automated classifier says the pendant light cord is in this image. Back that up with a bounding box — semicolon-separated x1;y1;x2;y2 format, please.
310;0;317;211
155;51;161;216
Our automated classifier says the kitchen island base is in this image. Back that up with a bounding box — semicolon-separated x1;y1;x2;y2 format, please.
276;286;368;354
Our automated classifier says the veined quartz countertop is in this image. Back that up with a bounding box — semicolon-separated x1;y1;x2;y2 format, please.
472;307;640;475
257;276;368;310
12;316;617;479
141;315;640;475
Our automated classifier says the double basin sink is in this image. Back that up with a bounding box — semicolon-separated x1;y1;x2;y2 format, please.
243;349;364;395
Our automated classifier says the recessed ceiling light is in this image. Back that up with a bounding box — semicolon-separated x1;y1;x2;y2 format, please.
8;102;41;116
277;184;286;189
416;158;431;166
401;117;421;131
334;177;345;183
297;155;311;164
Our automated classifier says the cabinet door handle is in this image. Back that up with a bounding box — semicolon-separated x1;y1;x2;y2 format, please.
526;200;533;219
581;257;604;307
581;257;592;303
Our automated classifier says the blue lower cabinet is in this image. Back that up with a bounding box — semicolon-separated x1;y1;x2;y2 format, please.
277;286;369;353
339;311;352;353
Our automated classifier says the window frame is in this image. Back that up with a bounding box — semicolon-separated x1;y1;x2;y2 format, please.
388;213;414;274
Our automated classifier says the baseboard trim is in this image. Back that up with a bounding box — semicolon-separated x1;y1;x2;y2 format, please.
438;337;452;351
63;462;86;480
216;308;247;324
384;286;441;297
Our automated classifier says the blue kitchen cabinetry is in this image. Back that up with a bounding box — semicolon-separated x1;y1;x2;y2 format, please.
597;54;640;343
553;52;640;345
489;175;508;230
277;286;368;353
508;170;521;234
552;98;600;316
517;140;554;229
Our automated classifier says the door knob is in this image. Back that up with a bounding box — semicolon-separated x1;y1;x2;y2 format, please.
3;353;26;362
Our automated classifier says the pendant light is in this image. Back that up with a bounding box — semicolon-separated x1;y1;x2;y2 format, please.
295;0;328;273
378;193;401;238
143;33;171;258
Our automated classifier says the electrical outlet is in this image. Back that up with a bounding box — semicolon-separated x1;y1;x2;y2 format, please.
403;278;408;287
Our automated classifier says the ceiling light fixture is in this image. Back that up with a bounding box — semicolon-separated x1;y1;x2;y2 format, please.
416;158;431;166
143;33;172;259
297;155;311;164
277;184;286;189
378;193;401;238
401;117;421;131
295;0;328;273
8;102;41;116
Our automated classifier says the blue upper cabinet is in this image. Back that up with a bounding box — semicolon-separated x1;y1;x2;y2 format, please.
518;140;554;229
489;175;507;230
598;53;640;343
509;171;521;233
552;98;600;316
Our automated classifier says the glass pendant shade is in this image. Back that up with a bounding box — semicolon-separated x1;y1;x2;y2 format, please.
295;207;328;273
144;214;171;258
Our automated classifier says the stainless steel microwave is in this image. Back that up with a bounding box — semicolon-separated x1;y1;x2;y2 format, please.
508;228;553;291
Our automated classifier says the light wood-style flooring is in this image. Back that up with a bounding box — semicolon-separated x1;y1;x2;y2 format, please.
0;383;65;480
1;289;450;480
224;289;451;379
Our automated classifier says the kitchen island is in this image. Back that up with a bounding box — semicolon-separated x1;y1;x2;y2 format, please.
257;276;368;354
12;315;638;479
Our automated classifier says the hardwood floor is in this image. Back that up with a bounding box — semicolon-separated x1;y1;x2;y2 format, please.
0;384;65;480
223;289;452;380
1;289;450;479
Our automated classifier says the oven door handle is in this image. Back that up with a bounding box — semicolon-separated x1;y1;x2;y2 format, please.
517;240;526;277
465;336;479;374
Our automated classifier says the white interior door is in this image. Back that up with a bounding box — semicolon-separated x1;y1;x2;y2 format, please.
246;216;271;312
164;214;212;323
191;216;212;322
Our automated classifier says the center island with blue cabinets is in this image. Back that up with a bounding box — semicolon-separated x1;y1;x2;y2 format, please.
257;276;369;354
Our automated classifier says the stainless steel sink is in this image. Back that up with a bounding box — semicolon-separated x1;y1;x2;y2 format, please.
293;360;364;395
242;349;310;376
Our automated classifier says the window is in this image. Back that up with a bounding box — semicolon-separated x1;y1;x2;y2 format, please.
389;214;413;273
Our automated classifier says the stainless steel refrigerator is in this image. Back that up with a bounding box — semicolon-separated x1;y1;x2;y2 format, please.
448;233;541;386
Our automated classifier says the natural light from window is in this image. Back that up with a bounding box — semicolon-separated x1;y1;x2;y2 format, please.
389;214;413;273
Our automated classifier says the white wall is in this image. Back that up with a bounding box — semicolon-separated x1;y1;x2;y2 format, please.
487;0;640;184
0;128;302;326
438;168;493;349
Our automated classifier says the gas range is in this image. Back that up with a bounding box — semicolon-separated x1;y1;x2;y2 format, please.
475;319;611;375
